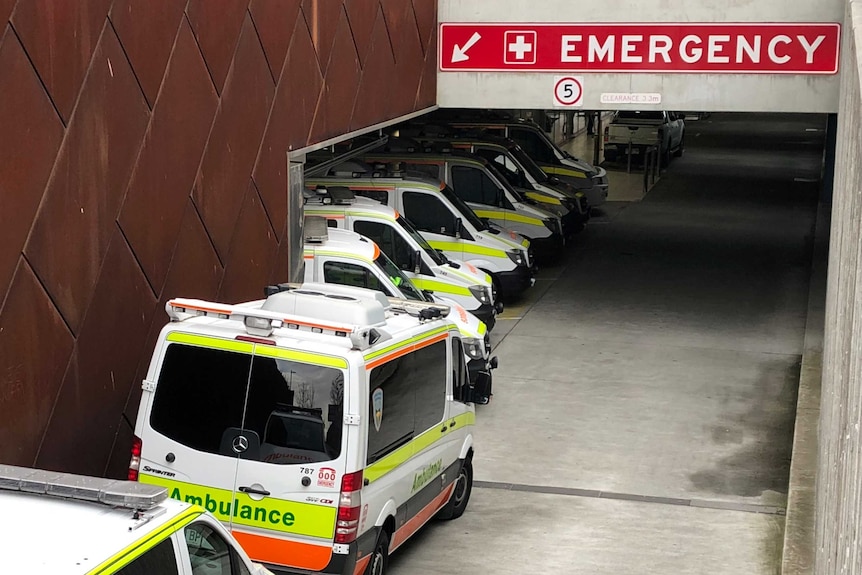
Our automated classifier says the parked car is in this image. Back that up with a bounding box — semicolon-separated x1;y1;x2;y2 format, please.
603;110;685;166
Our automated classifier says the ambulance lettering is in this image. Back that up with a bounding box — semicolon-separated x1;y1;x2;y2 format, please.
168;486;296;526
411;459;443;493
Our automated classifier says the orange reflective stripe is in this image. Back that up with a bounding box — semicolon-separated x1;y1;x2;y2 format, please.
231;531;333;571
353;555;371;575
365;332;448;371
390;482;454;551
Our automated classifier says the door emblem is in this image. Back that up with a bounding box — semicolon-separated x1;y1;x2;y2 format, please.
372;388;384;432
232;435;249;453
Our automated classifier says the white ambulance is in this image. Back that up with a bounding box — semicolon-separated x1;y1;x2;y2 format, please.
132;283;480;574
303;185;502;329
300;221;497;398
0;464;272;575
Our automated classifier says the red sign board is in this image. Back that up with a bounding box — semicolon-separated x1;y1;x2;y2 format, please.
439;23;840;74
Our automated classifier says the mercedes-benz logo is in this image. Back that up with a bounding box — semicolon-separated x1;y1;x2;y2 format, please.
232;435;249;454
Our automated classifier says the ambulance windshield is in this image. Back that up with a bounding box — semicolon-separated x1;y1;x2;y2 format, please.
151;344;345;465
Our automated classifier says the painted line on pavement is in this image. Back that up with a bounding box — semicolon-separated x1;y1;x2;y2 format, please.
474;480;786;516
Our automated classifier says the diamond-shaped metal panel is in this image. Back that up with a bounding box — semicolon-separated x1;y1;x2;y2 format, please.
119;19;219;293
250;0;302;82
194;14;275;262
185;0;249;93
12;0;113;122
24;26;150;333
0;261;74;466
0;29;64;302
36;230;158;475
218;182;279;304
253;14;325;237
309;10;360;143
302;0;342;75
109;0;186;107
352;12;395;130
346;0;379;66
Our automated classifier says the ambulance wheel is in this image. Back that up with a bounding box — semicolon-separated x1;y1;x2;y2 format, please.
366;530;389;575
437;458;473;520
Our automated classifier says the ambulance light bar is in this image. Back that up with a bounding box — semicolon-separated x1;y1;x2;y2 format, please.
304;216;329;243
166;290;390;349
0;464;167;510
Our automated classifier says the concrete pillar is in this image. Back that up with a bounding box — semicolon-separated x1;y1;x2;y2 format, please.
815;2;862;573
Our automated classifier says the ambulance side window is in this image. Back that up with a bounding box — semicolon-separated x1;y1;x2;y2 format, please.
116;537;179;575
510;128;556;163
184;523;251;575
402;162;441;180
403;192;457;236
354;220;413;271
354;189;389;204
451;165;500;206
367;341;446;464
323;260;390;294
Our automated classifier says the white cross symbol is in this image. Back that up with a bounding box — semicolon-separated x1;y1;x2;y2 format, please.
508;35;533;60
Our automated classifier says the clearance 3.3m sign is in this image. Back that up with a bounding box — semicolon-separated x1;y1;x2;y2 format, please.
439;23;840;74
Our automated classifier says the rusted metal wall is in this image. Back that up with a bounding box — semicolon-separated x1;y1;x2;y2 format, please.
0;0;437;478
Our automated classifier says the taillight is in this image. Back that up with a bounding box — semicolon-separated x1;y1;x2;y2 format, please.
128;436;142;481
335;471;363;543
603;127;609;143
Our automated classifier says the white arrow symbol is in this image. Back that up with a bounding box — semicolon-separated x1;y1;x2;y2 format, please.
451;32;482;63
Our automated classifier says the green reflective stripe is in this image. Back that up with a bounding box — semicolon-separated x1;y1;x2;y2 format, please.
411;278;472;296
304;249;369;260
141;476;337;539
87;506;202;575
542;165;587;178
444;266;485;285
473;209;544;227
428;240;508;259
168;332;348;369
478;322;487;336
167;332;254;353
363;325;450;362
365;411;476;484
525;191;562;205
305;209;396;222
255;346;348;369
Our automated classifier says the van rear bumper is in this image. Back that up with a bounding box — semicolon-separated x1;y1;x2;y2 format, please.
263;532;375;575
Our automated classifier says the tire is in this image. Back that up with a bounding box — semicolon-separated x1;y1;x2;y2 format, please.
436;458;473;520
674;135;685;157
364;529;390;575
661;146;671;168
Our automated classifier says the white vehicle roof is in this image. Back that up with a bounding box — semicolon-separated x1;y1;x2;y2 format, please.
0;466;197;574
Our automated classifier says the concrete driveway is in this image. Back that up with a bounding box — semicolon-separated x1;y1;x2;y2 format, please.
389;113;824;574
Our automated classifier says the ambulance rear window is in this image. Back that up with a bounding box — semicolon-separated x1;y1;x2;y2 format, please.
151;344;345;465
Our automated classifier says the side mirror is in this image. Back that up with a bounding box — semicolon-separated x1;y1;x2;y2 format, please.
454;217;463;239
412;250;422;274
469;371;492;405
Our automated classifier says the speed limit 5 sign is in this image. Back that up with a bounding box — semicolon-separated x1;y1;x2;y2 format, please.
553;76;583;107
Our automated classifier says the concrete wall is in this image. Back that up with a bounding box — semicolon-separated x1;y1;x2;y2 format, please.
0;0;437;479
816;1;862;573
438;0;844;112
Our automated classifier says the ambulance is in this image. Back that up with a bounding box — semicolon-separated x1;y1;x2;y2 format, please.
303;165;535;299
301;220;497;396
361;146;567;258
303;185;502;329
132;283;481;574
0;464;272;574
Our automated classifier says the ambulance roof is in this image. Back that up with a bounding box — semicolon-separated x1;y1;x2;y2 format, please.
304;227;378;262
0;469;195;574
304;194;398;221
